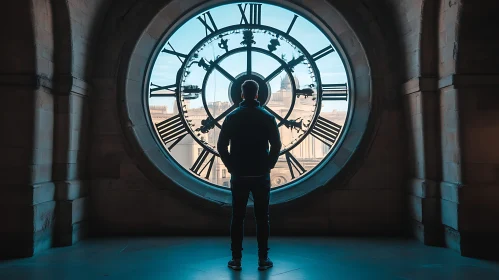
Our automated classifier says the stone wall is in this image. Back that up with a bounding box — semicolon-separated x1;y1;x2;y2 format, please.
394;0;499;259
0;0;110;259
2;0;498;260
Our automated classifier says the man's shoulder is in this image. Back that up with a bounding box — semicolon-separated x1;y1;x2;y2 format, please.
226;107;241;119
229;105;274;120
258;106;276;120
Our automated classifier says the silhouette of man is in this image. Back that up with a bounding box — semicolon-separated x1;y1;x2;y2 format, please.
217;80;281;271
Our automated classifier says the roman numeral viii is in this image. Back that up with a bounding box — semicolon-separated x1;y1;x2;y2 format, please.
155;114;188;150
310;117;342;148
191;149;216;179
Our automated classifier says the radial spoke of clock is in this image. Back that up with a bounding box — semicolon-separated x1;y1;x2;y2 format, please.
264;106;302;130
247;45;252;74
263;56;305;83
216;103;238;121
240;30;256;74
264;65;284;83
214;64;236;83
197;104;238;133
264;106;283;121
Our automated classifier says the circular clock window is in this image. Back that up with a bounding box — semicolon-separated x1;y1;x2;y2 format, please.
146;1;353;190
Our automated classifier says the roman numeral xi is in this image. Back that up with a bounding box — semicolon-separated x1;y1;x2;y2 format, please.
198;11;218;35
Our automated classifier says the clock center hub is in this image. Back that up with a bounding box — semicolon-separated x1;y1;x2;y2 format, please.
228;72;272;106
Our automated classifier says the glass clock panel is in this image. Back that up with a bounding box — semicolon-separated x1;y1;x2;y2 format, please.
148;2;350;188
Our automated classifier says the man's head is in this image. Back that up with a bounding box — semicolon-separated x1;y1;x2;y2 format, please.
241;80;259;100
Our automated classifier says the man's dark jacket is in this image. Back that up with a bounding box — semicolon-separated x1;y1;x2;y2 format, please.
217;99;282;177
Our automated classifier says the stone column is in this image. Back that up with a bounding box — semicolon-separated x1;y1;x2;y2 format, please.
439;75;499;258
52;79;90;246
0;0;59;258
404;77;443;246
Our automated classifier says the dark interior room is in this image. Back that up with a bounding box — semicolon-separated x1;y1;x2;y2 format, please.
1;0;499;279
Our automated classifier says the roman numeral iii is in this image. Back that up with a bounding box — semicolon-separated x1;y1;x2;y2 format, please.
322;83;348;101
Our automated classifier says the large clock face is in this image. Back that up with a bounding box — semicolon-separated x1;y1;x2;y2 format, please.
147;2;351;189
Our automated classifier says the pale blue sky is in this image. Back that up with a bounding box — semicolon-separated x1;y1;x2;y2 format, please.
149;2;348;113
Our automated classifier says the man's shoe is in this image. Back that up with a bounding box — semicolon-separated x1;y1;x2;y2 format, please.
228;258;242;270
258;257;273;271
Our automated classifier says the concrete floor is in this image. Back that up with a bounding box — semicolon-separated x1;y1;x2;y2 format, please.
1;237;498;280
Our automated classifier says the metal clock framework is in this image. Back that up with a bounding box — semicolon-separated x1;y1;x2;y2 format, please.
147;2;351;189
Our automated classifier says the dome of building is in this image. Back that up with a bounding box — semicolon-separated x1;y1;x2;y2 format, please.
280;74;300;90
